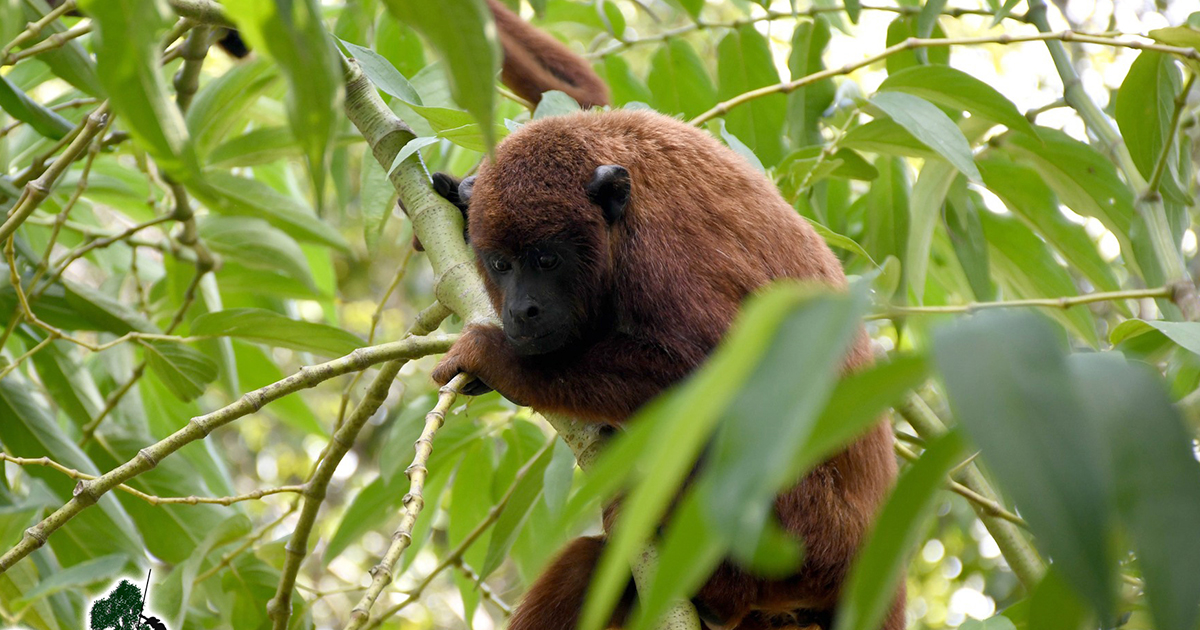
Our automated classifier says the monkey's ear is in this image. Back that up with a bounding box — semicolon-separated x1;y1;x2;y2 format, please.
587;165;630;224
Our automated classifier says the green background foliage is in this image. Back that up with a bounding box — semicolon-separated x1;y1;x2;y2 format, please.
0;0;1199;629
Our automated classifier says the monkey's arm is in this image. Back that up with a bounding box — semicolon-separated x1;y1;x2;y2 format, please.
432;324;697;423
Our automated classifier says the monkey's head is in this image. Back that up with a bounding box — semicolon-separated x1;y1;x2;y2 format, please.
461;121;632;356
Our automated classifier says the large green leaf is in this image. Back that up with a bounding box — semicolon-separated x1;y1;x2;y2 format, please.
834;430;965;630
647;39;717;119
600;55;653;106
978;159;1118;293
0;74;74;139
141;340;218;402
197;216;317;291
0;379;144;565
383;0;499;151
185;57;278;157
878;65;1036;137
190;172;348;251
978;212;1098;345
79;0;199;179
1116;51;1182;182
870;92;980;181
716;25;785;167
934;311;1114;617
579;286;831;629
905;158;958;303
224;0;342;203
785;19;836;147
191;308;364;356
1071;354;1200;630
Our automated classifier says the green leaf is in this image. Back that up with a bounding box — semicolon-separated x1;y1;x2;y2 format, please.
870;92;980;181
934;311;1114;617
978;159;1119;293
0;379;144;565
1071;354;1200;630
224;0;342;204
207;127;300;168
885;16;948;74
674;0;703;19
383;0;500;151
1029;568;1090;630
648;39;717;119
793;353;929;475
1110;320;1200;358
479;440;555;580
979;212;1098;345
804;216;875;264
1115;51;1182;182
15;554;131;604
786;19;836;147
198;216;317;291
878;65;1037;137
0;74;74;139
716;120;765;173
581;285;839;630
142;340;218;401
533;91;583;119
960;617;1018;630
599;55;653;106
191;308;365;356
834;430;965;630
190;172;348;251
186;57;278;157
716;25;786;167
79;0;199;179
362;150;399;252
341;38;424;104
905;158;957;303
324;477;394;562
1001;127;1135;234
375;14;426;78
863;156;911;272
842;118;940;160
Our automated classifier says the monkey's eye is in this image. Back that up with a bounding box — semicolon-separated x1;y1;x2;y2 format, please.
536;253;560;270
490;258;512;274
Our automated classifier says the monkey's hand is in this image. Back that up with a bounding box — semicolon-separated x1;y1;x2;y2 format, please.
432;324;506;397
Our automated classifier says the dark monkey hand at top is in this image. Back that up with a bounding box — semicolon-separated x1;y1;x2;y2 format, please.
430;110;902;630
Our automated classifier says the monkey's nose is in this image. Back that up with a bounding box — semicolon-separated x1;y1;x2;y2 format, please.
509;299;541;323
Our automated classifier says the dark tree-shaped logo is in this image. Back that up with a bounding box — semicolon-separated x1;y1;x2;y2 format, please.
89;572;168;630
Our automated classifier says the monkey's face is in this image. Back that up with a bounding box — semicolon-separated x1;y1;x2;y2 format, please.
479;241;588;355
468;163;632;357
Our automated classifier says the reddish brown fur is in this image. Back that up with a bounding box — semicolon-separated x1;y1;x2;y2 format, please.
487;0;610;108
431;109;901;630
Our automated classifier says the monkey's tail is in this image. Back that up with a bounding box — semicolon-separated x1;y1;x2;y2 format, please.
486;0;610;108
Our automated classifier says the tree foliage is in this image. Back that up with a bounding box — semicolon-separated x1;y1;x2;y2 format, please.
0;1;1199;630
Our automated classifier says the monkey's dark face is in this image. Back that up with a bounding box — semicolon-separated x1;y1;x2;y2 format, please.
479;241;587;355
465;163;632;357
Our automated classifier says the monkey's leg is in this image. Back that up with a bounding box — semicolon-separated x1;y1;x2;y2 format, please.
508;536;635;630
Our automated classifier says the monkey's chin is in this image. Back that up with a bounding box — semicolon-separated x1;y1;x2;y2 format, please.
505;329;572;357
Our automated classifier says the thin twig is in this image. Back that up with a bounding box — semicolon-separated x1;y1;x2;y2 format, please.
1145;73;1196;199
867;286;1175;320
358;434;556;630
0;453;302;506
0;334;456;575
690;31;1200;126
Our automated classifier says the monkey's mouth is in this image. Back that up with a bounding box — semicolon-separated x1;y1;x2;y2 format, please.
505;329;570;356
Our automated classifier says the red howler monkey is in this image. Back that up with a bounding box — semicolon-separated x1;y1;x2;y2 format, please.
429;109;902;629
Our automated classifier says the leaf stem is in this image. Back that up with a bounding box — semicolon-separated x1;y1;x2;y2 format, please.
867;285;1176;320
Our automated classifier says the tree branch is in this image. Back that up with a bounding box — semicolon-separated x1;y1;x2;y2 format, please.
0;333;455;575
690;30;1200;126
